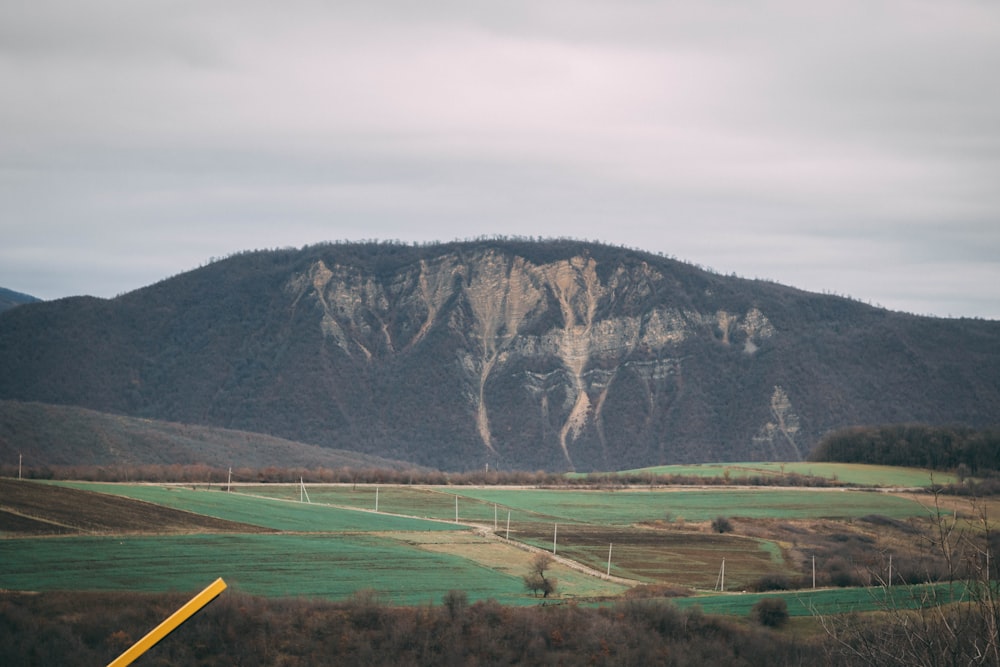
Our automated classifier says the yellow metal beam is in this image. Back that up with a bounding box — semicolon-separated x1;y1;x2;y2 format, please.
107;577;227;667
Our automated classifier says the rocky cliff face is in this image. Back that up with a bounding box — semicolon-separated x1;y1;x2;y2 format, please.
1;240;997;471
284;248;791;470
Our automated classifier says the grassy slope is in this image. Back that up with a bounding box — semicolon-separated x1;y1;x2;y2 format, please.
612;462;956;487
0;400;418;469
449;487;929;523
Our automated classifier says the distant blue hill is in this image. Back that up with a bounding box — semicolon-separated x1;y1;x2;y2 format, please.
0;288;41;313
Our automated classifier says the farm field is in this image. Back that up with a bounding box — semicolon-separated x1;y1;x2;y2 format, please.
193;483;935;590
510;523;786;589
104;481;947;589
388;530;629;600
236;484;505;526
447;487;930;524
201;485;811;588
0;533;553;605
445;487;933;589
233;483;932;525
611;462;955;487
4;480;628;604
0;478;270;535
49;482;465;532
1;476;961;613
673;581;968;617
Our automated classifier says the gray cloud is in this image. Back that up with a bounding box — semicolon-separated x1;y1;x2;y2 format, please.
1;0;998;318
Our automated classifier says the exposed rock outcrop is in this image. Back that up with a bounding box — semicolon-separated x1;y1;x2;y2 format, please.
285;248;779;469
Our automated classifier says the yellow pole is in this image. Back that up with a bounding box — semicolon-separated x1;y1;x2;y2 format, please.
107;577;227;667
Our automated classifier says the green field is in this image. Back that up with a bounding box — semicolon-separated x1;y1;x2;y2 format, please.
672;581;969;617
53;482;465;532
448;487;930;524
0;533;530;605
236;485;503;526
614;462;955;487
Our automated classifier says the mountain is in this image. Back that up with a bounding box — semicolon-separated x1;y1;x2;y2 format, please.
0;287;40;313
0;239;997;471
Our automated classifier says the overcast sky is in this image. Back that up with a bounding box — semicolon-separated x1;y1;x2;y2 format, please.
2;1;998;319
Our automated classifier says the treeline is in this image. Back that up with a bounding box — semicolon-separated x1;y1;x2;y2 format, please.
1;463;841;487
809;424;1000;473
0;589;819;666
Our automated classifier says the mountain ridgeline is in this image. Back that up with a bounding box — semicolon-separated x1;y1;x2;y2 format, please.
0;287;40;313
1;240;998;472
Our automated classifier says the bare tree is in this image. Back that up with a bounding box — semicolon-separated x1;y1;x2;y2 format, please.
523;554;558;598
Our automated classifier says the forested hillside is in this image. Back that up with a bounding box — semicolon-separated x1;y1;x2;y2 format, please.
809;424;1000;473
1;240;998;471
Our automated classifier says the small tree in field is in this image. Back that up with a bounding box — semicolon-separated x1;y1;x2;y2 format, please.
523;553;558;598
